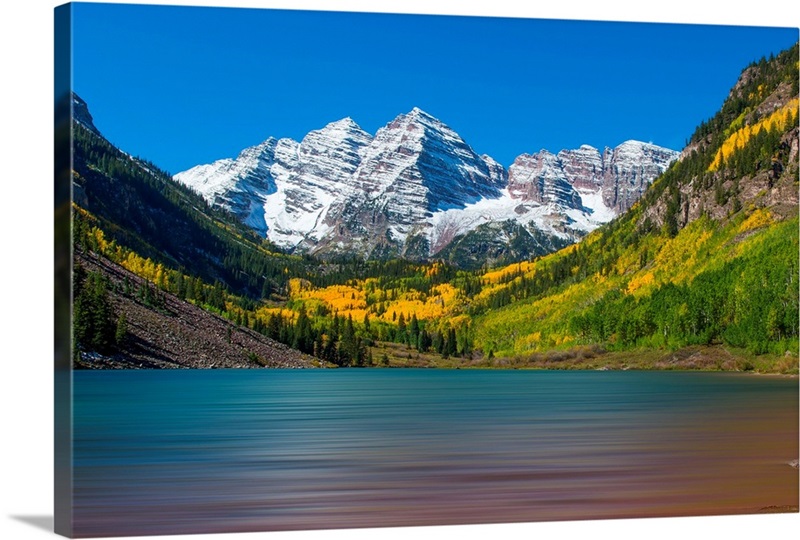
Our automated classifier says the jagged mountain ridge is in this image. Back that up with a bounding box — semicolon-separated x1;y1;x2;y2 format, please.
175;108;678;263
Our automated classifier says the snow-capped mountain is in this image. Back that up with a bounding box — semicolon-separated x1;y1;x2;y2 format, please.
310;108;508;257
175;118;373;246
425;140;676;265
175;109;677;265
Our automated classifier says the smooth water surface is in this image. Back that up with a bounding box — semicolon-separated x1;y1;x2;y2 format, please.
72;369;798;536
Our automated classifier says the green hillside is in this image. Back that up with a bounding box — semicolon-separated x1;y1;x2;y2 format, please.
72;120;315;299
469;43;799;362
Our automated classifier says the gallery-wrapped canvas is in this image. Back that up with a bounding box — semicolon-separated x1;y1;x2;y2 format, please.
54;2;798;538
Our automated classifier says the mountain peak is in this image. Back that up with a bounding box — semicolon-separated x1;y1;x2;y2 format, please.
325;116;363;132
402;106;440;124
71;92;100;135
238;137;278;160
310;117;372;147
617;139;649;149
379;107;447;135
539;149;556;157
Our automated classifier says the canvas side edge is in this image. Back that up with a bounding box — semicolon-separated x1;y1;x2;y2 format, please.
54;3;74;538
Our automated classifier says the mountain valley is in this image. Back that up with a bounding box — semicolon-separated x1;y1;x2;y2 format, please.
69;42;799;372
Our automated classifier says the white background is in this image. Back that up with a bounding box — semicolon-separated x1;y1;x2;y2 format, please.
1;1;798;539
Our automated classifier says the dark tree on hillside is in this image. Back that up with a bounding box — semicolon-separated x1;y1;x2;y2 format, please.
73;267;117;354
292;305;314;355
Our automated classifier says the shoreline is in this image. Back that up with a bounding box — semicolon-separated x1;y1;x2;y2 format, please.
75;344;798;375
368;342;799;375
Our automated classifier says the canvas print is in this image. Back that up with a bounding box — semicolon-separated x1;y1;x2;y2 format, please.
54;2;799;538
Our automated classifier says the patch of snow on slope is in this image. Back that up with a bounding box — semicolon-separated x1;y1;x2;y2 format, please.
576;187;617;224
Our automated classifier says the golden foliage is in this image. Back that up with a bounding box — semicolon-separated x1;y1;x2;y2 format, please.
709;98;798;171
292;284;367;321
482;261;535;285
652;219;714;285
287;278;313;296
120;250;167;287
626;272;655;295
254;306;296;322
378;283;459;322
738;208;774;234
424;261;445;278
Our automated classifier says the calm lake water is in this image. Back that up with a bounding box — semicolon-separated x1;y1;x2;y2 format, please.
72;369;798;537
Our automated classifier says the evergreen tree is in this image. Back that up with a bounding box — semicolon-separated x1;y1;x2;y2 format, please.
115;313;128;346
397;313;407;344
363;313;371;339
445;328;458;358
416;329;432;353
292;305;314;354
266;313;281;340
339;314;357;366
73;270;117;354
409;314;420;346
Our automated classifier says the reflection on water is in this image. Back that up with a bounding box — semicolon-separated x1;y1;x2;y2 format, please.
73;370;798;537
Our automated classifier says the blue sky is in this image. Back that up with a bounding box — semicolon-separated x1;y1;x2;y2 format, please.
70;3;798;174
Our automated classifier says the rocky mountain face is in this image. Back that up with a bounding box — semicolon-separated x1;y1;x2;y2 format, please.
509;141;681;213
72;93;101;136
309;108;508;259
601;141;683;212
175;109;677;265
507;150;584;209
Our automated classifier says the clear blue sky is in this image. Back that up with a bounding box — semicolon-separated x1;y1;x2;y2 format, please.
70;3;798;174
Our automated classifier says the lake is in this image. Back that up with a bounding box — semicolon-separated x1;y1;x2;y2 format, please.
72;369;798;537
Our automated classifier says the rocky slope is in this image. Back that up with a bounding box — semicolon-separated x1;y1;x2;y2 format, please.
74;251;317;369
600;140;681;212
176;109;677;264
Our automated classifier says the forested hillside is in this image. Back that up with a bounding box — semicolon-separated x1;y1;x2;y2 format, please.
469;43;799;362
